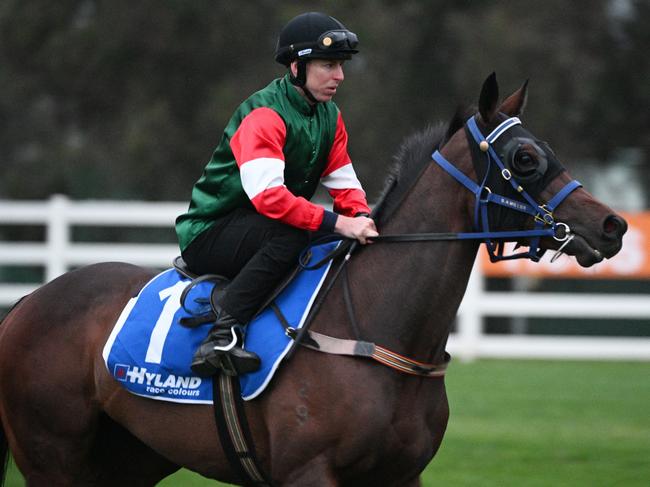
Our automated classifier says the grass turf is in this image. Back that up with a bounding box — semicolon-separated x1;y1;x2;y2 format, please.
4;360;648;486
426;359;650;486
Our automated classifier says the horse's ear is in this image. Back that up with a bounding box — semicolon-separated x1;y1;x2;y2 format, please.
499;79;529;117
478;72;499;123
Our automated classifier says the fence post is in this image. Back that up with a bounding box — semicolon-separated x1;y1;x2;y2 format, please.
46;194;69;282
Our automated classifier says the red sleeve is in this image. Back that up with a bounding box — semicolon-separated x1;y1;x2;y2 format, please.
321;112;371;217
230;107;325;231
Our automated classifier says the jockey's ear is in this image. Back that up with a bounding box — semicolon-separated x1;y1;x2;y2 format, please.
499;79;529;117
478;72;499;124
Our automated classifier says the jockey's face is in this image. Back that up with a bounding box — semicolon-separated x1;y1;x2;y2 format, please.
292;59;345;104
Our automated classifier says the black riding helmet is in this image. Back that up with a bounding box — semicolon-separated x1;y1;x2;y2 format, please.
275;12;359;102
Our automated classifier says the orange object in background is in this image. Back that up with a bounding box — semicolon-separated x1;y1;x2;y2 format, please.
480;212;650;279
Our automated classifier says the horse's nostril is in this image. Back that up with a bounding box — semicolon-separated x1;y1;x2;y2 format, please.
603;215;627;237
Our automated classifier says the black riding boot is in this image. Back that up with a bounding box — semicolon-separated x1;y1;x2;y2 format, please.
191;311;260;377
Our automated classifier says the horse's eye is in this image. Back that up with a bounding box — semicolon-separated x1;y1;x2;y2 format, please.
502;137;548;183
514;151;535;169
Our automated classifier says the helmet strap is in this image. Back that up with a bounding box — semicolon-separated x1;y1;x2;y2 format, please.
289;60;319;104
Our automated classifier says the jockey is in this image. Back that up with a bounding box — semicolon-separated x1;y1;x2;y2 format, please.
176;12;378;377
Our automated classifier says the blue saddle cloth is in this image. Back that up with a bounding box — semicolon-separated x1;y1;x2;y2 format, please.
102;241;339;402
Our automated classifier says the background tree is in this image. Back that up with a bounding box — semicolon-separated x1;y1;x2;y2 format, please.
0;0;647;207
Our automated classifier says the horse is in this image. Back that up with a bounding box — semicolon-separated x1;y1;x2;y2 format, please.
0;73;627;486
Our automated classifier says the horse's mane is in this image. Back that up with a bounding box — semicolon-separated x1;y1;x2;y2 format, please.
373;107;472;226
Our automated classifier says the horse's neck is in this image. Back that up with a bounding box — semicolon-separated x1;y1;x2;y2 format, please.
344;165;478;362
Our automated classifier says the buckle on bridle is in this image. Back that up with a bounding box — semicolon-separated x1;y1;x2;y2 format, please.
534;205;555;225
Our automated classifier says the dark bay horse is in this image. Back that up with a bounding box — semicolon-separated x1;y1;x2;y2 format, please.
0;75;626;486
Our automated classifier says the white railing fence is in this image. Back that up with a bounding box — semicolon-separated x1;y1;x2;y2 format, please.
1;195;649;361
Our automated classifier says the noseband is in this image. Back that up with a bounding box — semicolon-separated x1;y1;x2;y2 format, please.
374;116;582;263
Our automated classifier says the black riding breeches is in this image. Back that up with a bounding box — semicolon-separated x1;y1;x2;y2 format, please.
181;208;310;324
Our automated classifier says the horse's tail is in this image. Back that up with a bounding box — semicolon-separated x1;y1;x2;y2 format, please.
0;297;26;486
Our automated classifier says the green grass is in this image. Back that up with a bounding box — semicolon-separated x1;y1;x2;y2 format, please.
427;360;650;486
4;360;649;486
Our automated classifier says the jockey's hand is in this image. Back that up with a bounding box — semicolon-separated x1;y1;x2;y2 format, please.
334;215;379;244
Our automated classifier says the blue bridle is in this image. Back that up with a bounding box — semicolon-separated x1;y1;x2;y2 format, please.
431;116;582;262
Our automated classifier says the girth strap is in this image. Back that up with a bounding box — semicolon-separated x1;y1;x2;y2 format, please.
212;374;274;486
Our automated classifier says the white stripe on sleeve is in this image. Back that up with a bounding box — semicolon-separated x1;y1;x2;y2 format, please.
320;164;363;191
239;157;285;199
